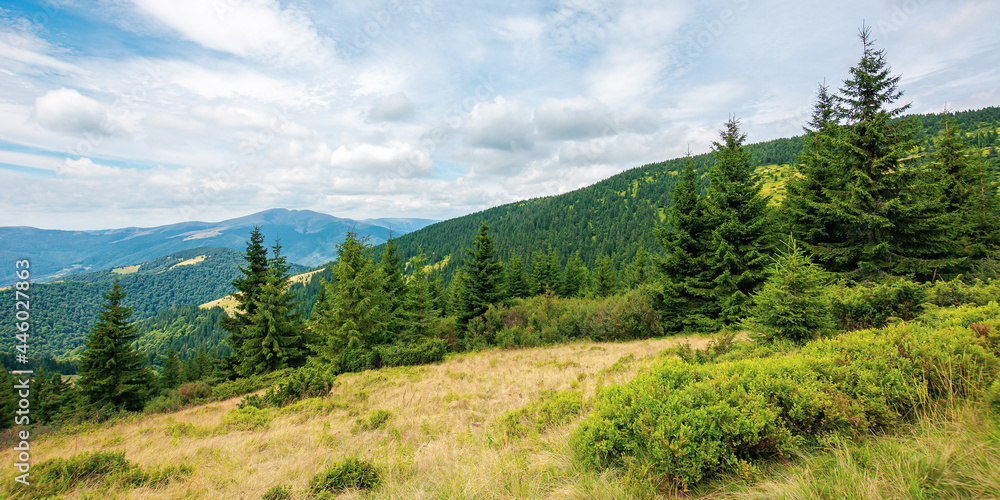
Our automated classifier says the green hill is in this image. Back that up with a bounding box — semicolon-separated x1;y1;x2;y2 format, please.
0;247;305;360
381;107;1000;277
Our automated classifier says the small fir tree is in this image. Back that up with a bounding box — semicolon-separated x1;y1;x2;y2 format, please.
458;222;504;331
77;279;155;413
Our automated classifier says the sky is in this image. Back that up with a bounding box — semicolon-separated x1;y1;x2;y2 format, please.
0;0;998;230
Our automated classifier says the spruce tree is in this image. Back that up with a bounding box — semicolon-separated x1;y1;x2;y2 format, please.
379;235;409;340
236;241;305;376
160;349;182;390
830;26;952;277
930;119;1000;271
704;117;772;325
528;250;548;296
0;369;15;430
655;154;718;332
221;226;268;373
77;279;155;413
404;250;438;341
458;222;504;331
782;82;848;268
37;372;66;424
504;254;530;299
594;255;618;297
311;231;393;358
560;252;588;298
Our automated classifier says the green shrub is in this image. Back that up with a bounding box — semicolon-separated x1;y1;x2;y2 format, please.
986;379;1000;413
926;278;1000;307
499;390;585;438
144;389;183;414
178;381;213;404
262;484;291;500
3;450;193;498
376;338;447;367
745;239;834;343
353;409;392;433
211;369;289;401
220;406;276;431
573;310;1000;491
827;277;926;330
240;362;338;410
309;456;381;494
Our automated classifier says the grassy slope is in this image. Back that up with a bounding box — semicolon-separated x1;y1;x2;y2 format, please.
3;335;712;499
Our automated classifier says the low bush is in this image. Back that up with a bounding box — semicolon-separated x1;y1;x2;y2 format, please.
240;362;338;410
3;450;192;498
353;409;392;433
261;484;291;500
827;277;926;331
376;338;447;367
499;390;585;438
219;406;276;431
573;306;1000;491
309;456;381;494
178;381;213;404
465;289;663;350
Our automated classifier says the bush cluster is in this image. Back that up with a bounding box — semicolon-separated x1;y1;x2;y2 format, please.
309;456;381;494
240;362;338;410
3;450;193;498
498;390;585;438
573;305;1000;490
466;288;663;350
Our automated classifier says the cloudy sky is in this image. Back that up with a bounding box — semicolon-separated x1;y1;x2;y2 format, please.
0;0;998;230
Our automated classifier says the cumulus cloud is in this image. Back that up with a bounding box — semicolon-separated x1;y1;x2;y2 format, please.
130;0;332;67
329;141;432;177
463;96;534;151
32;88;104;134
534;97;611;140
366;93;415;122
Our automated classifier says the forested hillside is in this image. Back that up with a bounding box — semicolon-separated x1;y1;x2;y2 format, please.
384;106;1000;280
0;247;304;359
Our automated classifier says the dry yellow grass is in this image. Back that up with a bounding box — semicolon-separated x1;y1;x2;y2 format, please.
168;255;207;271
112;264;141;275
8;335;714;499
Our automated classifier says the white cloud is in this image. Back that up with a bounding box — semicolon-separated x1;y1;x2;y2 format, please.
57;157;122;178
534;97;611;140
129;0;333;67
329;141;432;176
366;93;415;122
463;96;534;151
32;88;104;134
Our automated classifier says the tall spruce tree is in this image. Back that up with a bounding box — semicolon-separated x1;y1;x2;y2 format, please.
458;222;504;331
782;82;848;267
221;226;268;374
311;231;393;359
830;25;952;277
504;254;530;299
560;251;588;298
594;255;618;297
704;117;772;325
236;242;305;376
77;279;155;413
0;369;15;430
379;235;409;340
655;154;718;332
404;250;438;341
160;349;182;390
930;119;1000;271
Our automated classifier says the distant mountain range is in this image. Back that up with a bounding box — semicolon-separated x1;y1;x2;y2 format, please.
0;208;436;287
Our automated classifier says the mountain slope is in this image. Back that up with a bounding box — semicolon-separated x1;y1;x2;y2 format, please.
0;247;307;360
382;107;1000;276
0;208;436;287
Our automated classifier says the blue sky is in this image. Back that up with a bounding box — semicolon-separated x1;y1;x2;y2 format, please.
0;0;998;230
